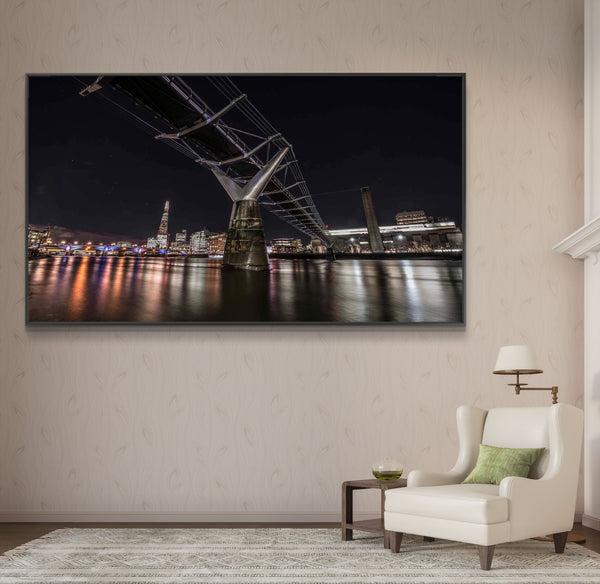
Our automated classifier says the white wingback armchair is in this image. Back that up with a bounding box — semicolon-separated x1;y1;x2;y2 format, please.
384;404;583;570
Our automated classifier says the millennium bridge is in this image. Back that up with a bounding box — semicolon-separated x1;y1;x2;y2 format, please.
73;76;461;271
78;75;336;271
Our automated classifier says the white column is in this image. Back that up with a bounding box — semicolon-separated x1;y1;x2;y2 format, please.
585;246;600;530
554;0;600;531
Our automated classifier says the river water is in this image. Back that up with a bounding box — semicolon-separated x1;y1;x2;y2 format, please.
27;256;463;324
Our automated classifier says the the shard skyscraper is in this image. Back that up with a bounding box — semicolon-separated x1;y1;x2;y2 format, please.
156;200;169;249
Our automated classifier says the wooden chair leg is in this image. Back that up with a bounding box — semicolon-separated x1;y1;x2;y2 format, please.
390;531;403;553
553;531;568;553
478;545;495;570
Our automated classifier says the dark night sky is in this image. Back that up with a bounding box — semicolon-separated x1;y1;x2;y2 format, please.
28;75;463;243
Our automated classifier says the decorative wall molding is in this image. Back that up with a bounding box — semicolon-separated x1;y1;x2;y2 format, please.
553;216;600;259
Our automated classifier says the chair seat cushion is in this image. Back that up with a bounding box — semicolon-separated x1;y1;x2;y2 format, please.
385;484;509;525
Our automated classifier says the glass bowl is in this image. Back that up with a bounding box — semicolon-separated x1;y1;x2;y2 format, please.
372;459;403;481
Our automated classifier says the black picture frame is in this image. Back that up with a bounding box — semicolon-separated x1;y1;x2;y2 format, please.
26;74;465;325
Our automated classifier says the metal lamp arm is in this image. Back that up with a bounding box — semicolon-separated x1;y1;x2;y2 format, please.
507;372;559;404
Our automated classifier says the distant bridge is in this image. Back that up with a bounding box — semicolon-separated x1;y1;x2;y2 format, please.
34;244;146;256
79;76;333;271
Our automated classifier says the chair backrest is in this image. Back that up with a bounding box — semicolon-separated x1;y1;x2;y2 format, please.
482;407;550;479
453;403;583;483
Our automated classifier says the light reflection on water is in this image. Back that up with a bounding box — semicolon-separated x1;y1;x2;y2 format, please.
27;256;463;323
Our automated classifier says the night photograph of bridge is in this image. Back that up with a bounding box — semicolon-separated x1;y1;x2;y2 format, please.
27;74;464;324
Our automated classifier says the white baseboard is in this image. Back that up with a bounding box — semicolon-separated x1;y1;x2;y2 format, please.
583;514;600;531
0;512;353;523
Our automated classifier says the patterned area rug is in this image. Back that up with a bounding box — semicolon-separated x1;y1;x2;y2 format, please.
0;527;599;583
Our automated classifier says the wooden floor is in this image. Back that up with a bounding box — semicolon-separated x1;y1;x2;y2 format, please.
0;522;598;556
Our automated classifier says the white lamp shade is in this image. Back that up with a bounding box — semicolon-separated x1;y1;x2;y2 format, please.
493;345;543;375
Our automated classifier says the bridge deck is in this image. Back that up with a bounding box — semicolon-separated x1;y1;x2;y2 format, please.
80;75;329;243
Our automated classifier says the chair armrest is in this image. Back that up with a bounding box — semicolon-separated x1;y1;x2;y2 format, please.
407;469;462;487
499;475;555;500
499;476;575;539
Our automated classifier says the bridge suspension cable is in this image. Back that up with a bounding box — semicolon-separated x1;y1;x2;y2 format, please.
76;75;330;242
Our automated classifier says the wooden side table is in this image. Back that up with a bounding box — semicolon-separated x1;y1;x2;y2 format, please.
342;477;407;548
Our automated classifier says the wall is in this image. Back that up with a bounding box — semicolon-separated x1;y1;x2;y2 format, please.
0;0;584;521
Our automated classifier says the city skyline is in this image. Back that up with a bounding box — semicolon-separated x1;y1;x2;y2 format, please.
28;205;457;248
28;197;462;252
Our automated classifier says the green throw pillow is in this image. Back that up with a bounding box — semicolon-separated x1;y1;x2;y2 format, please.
462;444;545;485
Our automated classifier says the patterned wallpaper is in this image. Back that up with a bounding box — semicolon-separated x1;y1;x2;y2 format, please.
0;0;584;520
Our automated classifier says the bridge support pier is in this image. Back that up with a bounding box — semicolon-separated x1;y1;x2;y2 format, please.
211;146;289;272
223;199;269;271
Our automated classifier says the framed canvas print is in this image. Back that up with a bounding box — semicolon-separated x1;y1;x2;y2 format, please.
26;74;465;324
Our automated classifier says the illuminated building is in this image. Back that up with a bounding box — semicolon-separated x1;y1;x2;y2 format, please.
190;229;210;252
146;237;159;249
327;210;463;253
156;200;169;249
171;230;188;251
27;227;49;248
269;237;303;253
395;210;432;226
117;241;133;248
207;233;227;254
